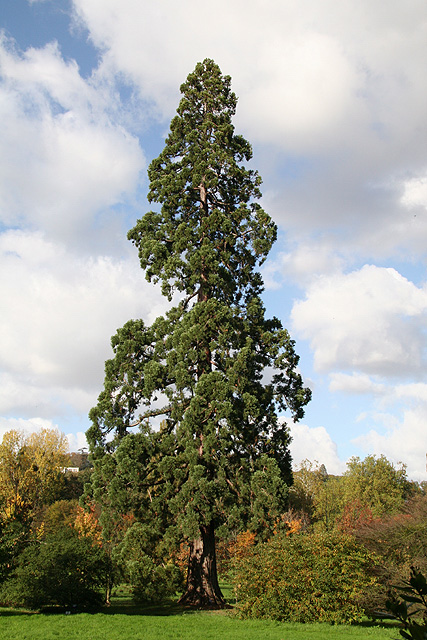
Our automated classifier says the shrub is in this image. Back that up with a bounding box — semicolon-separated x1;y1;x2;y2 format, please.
0;527;110;609
231;530;380;623
113;522;184;603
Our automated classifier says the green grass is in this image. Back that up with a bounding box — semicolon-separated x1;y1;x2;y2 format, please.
0;602;400;640
0;583;399;640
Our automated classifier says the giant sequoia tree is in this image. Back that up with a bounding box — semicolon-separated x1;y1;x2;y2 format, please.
87;59;311;608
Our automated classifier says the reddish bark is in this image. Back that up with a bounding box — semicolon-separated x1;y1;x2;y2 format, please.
178;523;226;608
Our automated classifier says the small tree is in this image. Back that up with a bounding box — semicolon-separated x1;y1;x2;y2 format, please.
87;59;311;608
0;428;70;586
288;459;344;529
356;493;427;599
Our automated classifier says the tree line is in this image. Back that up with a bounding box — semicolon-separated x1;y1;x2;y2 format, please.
0;425;425;619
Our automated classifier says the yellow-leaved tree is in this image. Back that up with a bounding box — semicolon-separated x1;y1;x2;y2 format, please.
0;428;69;522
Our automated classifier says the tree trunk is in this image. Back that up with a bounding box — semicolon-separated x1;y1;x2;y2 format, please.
178;523;226;608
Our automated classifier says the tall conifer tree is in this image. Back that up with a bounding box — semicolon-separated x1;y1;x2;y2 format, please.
87;59;311;607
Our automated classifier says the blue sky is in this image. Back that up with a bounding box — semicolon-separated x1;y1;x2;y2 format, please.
1;0;427;478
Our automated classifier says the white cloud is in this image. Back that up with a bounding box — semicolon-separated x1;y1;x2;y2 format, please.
70;0;427;262
401;172;427;210
263;241;345;289
395;383;427;403
291;265;427;377
0;36;145;249
72;0;426;149
288;421;346;475
0;416;60;442
3;0;420;272
329;373;386;395
0;230;168;417
354;406;427;481
66;431;89;452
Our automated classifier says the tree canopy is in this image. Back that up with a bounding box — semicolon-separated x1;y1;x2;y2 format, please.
87;58;311;608
342;454;413;520
0;428;69;520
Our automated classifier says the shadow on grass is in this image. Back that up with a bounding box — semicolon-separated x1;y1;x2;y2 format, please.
0;608;39;617
101;594;236;617
0;596;401;628
0;598;232;618
102;599;196;616
355;617;400;630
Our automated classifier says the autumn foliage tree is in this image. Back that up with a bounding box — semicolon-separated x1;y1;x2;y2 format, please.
87;59;311;608
0;428;69;518
289;455;416;531
0;428;70;583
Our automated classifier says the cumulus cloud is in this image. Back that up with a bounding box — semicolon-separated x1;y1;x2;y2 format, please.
0;230;168;417
354;404;427;482
329;373;386;395
262;241;345;289
401;172;427;210
288;421;346;475
0;36;145;250
72;0;425;149
66;431;89;452
395;383;427;403
0;416;61;443
291;265;427;377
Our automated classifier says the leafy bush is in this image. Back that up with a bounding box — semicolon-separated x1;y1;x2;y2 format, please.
114;522;184;603
0;527;110;609
231;530;380;623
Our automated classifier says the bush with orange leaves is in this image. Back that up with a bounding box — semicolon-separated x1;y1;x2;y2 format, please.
73;504;103;547
274;508;309;536
217;511;307;579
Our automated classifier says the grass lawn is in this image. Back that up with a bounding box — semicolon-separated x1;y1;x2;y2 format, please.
0;596;400;640
0;610;400;640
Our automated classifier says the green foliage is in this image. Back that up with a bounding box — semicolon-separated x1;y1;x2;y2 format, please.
342;455;413;520
231;530;380;623
289;456;415;532
386;566;427;640
113;522;184;603
288;459;345;528
0;527;110;609
128;58;276;303
86;59;311;605
0;514;30;586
